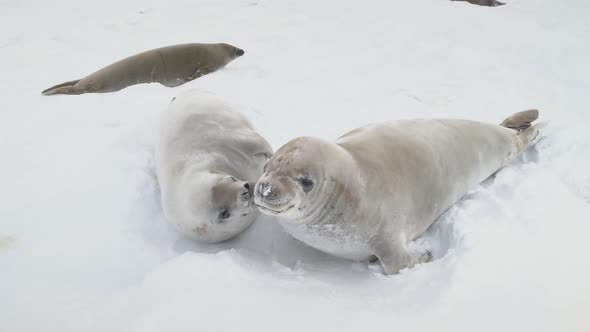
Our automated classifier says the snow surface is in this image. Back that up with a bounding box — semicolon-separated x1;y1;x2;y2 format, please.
1;0;590;331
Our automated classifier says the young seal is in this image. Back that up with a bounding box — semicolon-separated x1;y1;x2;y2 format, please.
254;110;545;274
156;90;272;243
42;43;245;96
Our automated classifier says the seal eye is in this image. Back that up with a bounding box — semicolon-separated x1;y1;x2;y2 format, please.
219;209;231;220
297;177;314;193
228;176;237;182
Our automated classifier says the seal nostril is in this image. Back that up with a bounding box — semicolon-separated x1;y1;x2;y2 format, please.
236;49;245;56
243;182;250;190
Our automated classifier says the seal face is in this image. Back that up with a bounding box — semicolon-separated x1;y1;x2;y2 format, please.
156;90;272;243
255;111;544;274
255;137;375;261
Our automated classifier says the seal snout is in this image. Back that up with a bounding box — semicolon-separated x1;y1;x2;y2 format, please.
240;181;255;203
254;176;297;216
235;48;245;57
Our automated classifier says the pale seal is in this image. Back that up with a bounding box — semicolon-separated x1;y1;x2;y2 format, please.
42;43;244;96
156;90;272;243
254;110;544;274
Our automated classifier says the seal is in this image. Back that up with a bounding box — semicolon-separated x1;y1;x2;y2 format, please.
254;110;545;274
42;43;245;95
156;90;272;243
451;0;506;7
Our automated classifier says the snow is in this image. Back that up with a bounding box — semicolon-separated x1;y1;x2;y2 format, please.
1;0;589;331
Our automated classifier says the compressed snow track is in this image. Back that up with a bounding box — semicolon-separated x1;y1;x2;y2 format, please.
1;0;589;331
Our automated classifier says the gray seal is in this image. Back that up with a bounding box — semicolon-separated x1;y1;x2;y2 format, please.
254;110;545;274
451;0;506;7
42;43;244;95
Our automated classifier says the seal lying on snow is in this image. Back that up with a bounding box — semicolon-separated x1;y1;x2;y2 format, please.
42;43;244;95
451;0;505;7
254;110;545;274
156;90;272;243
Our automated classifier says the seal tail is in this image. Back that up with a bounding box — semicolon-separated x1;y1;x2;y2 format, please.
41;79;82;95
500;109;539;131
500;109;546;152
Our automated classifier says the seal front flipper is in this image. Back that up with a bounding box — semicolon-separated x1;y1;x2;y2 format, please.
372;234;431;275
186;65;210;81
254;152;272;161
41;79;81;95
160;65;211;87
159;78;187;88
242;132;274;160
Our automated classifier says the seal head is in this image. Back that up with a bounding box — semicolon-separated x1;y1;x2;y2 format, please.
254;137;371;262
255;137;330;220
176;171;257;243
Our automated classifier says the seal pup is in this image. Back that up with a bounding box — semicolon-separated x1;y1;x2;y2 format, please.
156;90;272;243
254;110;545;274
42;43;245;95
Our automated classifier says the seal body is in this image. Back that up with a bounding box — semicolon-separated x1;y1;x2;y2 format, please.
156;90;272;243
42;43;245;95
451;0;505;7
254;111;544;274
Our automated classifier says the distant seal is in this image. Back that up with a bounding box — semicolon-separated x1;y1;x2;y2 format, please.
42;43;245;95
156;90;272;243
254;110;544;274
451;0;505;7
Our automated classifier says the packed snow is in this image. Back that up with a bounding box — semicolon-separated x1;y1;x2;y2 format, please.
1;0;589;331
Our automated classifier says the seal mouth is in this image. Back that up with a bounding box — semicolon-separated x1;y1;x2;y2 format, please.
239;184;255;207
256;203;295;215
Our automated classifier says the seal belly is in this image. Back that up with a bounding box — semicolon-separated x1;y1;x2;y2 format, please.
279;219;372;261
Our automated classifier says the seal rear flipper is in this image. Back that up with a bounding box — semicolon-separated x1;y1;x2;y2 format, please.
516;122;548;152
500;109;539;131
41;79;82;95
